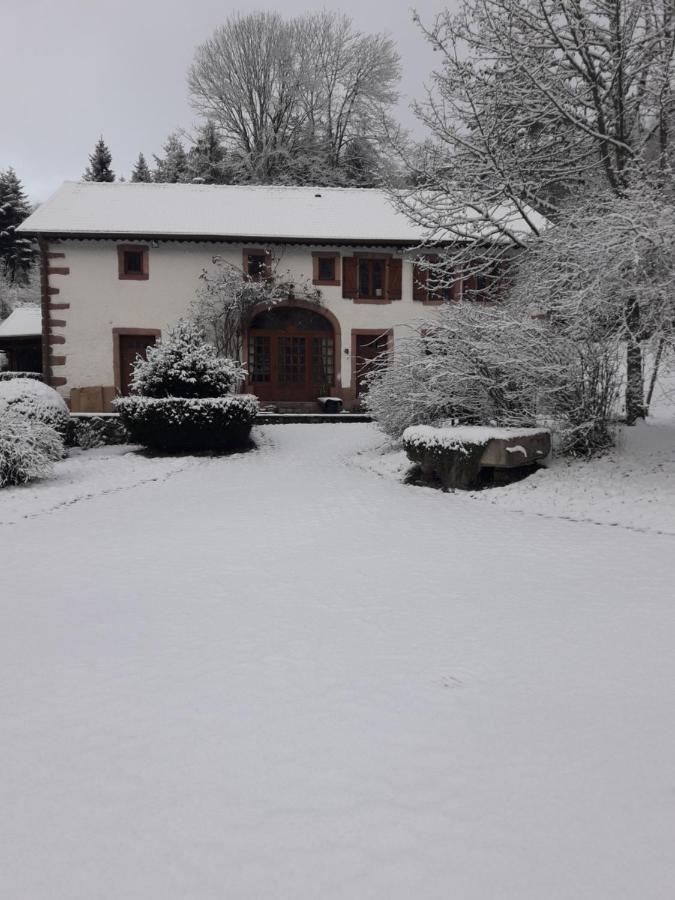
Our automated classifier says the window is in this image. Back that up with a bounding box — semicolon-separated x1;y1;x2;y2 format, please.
117;245;149;280
311;337;334;385
358;258;385;299
243;249;269;281
413;255;457;303
312;252;340;286
342;256;401;302
248;335;271;383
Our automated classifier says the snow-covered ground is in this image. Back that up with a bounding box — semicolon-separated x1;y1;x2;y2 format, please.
2;423;675;899
361;417;675;535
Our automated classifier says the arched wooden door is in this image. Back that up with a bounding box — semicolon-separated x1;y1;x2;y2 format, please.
247;307;336;402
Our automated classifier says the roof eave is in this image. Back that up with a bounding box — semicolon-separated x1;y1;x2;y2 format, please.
19;230;436;248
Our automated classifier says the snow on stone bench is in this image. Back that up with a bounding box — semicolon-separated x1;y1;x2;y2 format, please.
402;425;551;489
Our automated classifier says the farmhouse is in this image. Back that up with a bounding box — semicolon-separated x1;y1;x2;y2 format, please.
18;182;544;411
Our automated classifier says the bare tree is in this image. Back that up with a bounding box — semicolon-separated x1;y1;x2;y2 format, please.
394;0;675;421
187;11;400;184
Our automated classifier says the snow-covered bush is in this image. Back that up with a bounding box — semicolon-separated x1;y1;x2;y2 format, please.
115;395;258;452
365;297;621;457
364;303;540;438
0;409;63;487
115;320;257;451
0;377;69;436
69;415;129;449
130;319;245;398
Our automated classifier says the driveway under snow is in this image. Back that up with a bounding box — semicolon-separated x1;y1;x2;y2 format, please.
2;424;675;899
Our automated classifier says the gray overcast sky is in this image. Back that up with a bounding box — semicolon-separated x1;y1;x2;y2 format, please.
1;0;454;203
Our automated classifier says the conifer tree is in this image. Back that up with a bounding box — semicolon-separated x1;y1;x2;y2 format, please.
0;168;34;284
187;121;226;184
83;136;115;182
153;133;189;183
131;152;153;183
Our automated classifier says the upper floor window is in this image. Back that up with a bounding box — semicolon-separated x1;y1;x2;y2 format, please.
312;252;340;286
413;255;458;303
118;245;149;281
243;248;270;281
358;258;384;299
341;255;402;303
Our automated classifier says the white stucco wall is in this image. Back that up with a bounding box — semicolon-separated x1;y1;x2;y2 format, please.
47;239;434;405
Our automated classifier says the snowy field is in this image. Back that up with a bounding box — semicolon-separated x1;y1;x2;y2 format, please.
2;423;675;899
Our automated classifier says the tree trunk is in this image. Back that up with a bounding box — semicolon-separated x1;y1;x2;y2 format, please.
625;297;644;425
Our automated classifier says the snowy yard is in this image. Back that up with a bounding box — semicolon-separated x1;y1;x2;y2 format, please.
2;423;675;899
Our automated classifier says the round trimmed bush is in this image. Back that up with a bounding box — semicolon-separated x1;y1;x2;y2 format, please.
115;395;258;452
0;377;69;436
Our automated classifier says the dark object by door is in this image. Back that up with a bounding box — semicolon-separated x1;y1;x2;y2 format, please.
118;333;157;395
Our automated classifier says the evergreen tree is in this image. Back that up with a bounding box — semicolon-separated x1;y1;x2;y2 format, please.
83;136;115;182
0;168;34;284
153;133;189;183
187;121;226;184
131;152;153;183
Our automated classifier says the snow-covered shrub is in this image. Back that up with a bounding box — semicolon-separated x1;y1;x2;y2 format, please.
0;409;63;487
130;319;245;398
365;303;540;439
0;371;43;382
0;377;69;436
69;415;129;449
115;320;257;452
115;395;258;451
366;296;622;457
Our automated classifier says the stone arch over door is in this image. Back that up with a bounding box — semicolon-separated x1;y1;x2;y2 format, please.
245;302;341;403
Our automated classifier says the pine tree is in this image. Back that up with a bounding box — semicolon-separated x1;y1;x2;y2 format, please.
0;168;34;284
83;136;115;182
131;152;153;183
153;133;189;183
187;121;226;184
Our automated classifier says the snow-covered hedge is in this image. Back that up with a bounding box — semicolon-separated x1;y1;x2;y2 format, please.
0;410;63;487
114;395;259;451
0;371;43;382
131;320;245;398
0;377;69;435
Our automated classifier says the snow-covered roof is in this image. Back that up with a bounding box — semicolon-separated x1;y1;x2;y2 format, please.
18;182;547;245
0;307;42;338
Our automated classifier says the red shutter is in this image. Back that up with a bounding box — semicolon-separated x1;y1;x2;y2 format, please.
387;258;402;300
413;261;427;301
342;257;357;298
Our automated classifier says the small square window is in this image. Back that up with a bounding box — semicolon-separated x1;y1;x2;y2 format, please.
118;245;149;280
313;252;340;286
